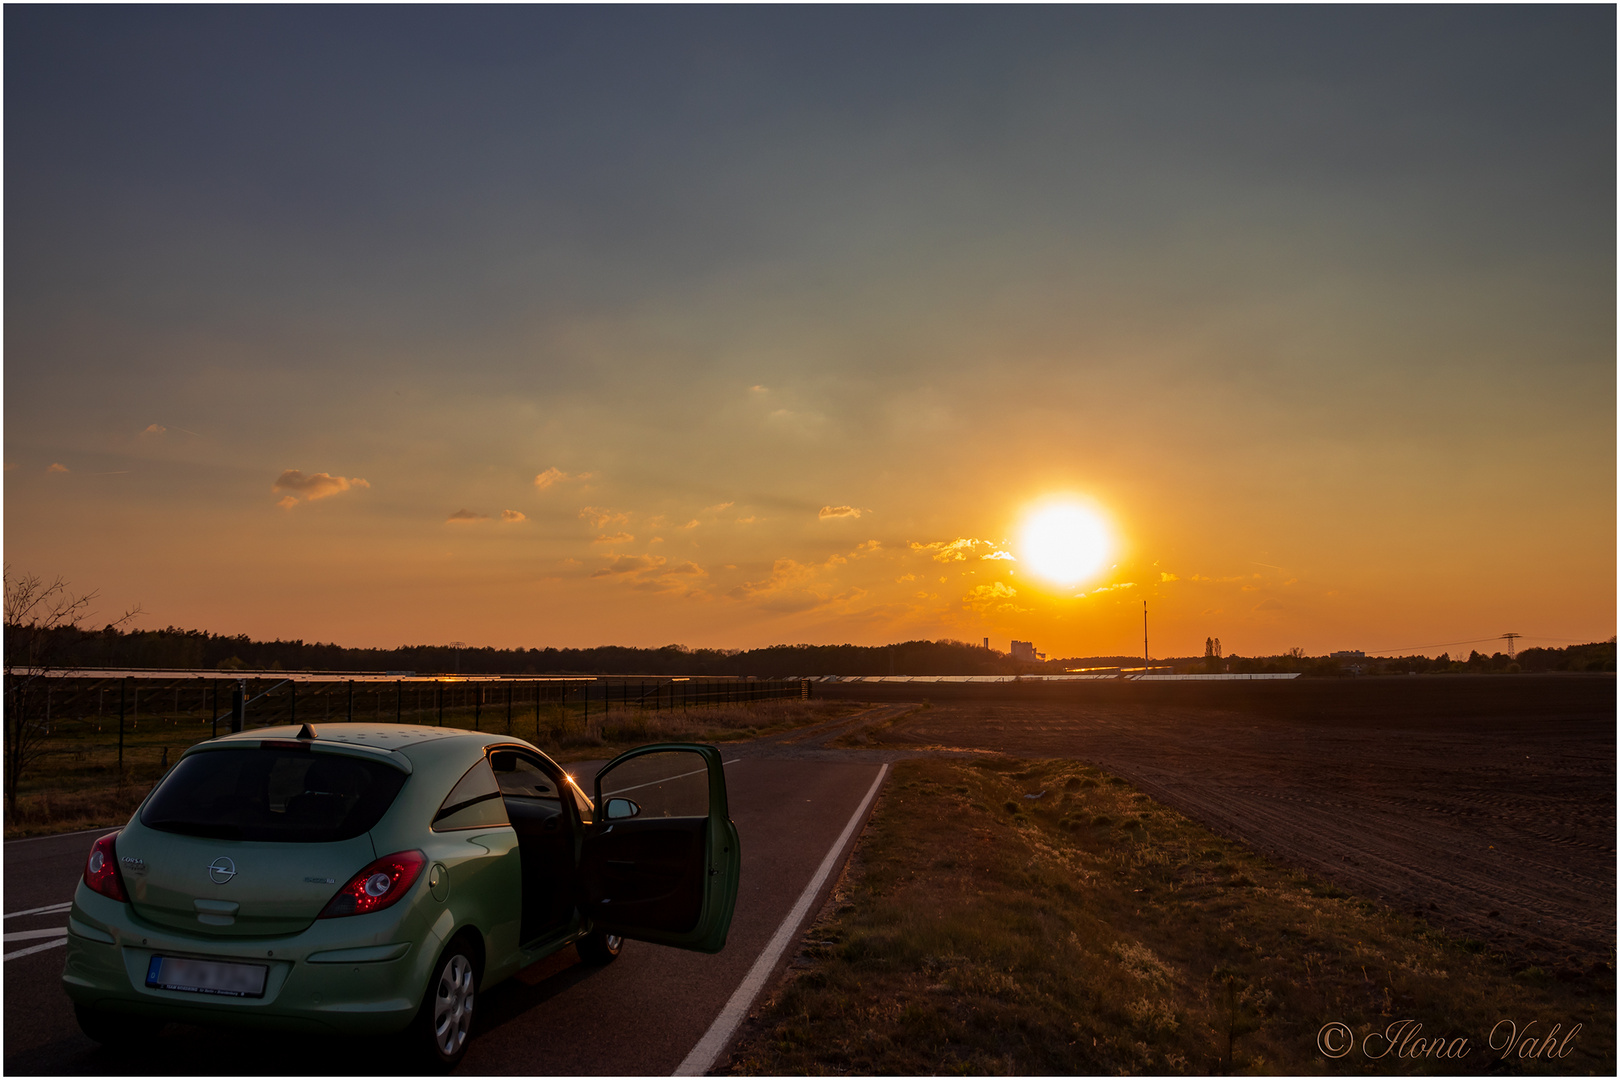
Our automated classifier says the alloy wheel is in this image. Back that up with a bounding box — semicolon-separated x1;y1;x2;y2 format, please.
432;952;475;1057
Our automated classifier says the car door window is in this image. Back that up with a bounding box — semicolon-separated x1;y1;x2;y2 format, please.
596;749;709;818
433;758;511;831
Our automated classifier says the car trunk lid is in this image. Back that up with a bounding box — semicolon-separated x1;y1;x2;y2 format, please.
117;821;376;937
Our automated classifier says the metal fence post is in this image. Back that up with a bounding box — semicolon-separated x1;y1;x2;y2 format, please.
474;685;481;731
290;681;297;727
230;681;245;734
347;680;354;721
118;680;127;772
397;680;403;723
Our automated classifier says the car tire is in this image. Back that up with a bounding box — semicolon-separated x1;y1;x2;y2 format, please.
412;932;481;1070
576;929;623;965
75;1003;160;1045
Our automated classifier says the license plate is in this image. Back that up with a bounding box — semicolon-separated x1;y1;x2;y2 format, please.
145;955;268;998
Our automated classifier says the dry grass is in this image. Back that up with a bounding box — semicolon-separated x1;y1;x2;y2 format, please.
1;698;853;839
724;757;1614;1075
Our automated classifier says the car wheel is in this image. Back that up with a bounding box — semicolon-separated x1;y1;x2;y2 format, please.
75;1003;160;1045
413;933;480;1069
576;929;623;965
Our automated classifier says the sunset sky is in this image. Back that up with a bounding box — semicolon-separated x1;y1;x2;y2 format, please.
5;7;1614;659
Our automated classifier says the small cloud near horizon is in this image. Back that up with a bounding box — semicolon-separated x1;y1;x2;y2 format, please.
447;509;489;522
142;424;166;436
594;532;635;544
818;505;865;520
579;506;629;529
46;463;69;473
500;509;526;523
273;469;370;503
277;496;298;510
534;467;593;491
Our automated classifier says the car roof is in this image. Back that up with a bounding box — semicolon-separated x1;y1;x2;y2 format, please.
202;723;544;768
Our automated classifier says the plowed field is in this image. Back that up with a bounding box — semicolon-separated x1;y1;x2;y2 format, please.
822;674;1615;974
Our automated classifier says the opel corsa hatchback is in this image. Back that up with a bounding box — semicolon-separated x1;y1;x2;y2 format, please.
62;724;741;1067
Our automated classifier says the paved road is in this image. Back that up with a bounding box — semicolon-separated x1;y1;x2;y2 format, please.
3;716;905;1075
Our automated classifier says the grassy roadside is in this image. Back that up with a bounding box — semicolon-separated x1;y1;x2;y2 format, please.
723;757;1615;1075
2;699;857;839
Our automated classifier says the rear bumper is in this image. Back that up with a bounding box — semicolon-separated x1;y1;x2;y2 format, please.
62;884;447;1035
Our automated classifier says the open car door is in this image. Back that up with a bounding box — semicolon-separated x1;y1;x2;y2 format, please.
580;744;740;953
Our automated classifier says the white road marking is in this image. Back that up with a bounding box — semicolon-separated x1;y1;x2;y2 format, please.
4;928;69;942
674;762;889;1077
5;938;67;961
5;902;73;919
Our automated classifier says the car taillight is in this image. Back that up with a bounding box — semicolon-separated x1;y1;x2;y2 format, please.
319;850;426;919
84;832;128;902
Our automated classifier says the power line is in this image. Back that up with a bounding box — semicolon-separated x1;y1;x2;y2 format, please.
1366;633;1596;655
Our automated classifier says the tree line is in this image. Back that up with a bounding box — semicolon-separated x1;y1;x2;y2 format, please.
16;622;1614;677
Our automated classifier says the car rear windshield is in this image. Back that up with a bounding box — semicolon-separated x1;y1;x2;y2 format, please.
141;748;408;842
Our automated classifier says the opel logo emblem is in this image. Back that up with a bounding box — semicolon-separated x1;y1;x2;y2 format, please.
208;857;237;884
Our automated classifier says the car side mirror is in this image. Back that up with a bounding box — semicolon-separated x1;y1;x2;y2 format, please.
603;797;641;820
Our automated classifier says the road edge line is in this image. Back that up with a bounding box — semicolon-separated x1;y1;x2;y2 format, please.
673;762;889;1077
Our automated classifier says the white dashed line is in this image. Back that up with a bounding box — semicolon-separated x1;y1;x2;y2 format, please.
5;937;67;961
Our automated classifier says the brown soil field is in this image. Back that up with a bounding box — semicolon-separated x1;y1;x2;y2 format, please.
818;674;1615;975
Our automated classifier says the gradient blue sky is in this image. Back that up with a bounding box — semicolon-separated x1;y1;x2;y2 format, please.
5;7;1613;657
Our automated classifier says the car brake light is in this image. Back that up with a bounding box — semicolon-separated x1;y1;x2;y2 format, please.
84;832;128;902
318;850;426;919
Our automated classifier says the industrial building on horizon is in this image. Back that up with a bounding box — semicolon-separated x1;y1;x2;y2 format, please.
1010;640;1046;663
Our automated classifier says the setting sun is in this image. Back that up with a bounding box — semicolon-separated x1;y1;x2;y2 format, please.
1018;502;1112;587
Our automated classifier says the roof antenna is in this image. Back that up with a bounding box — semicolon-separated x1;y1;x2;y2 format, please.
296;723;318;740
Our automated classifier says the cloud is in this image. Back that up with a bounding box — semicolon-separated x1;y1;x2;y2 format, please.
749;384;768;393
1160;572;1179;582
1255;598;1285;611
736;515;757;525
46;463;69;473
272;470;370;502
579;506;629;529
500;510;526;523
594;532;635;545
141;424;166;436
534;467;593;490
856;540;883;553
703;502;734;514
1078;582;1136;596
963;581;1027;614
679;519;700;529
446;509;489;522
277;496;298;510
818;505;865;520
588;553;708;594
592;554;666;577
909;537;1012;562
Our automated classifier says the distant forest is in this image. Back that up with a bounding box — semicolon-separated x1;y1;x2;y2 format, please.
11;623;1615;677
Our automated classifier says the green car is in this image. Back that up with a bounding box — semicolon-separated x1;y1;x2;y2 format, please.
62;723;741;1067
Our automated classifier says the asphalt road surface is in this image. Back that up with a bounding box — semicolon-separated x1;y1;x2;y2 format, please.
3;727;898;1075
